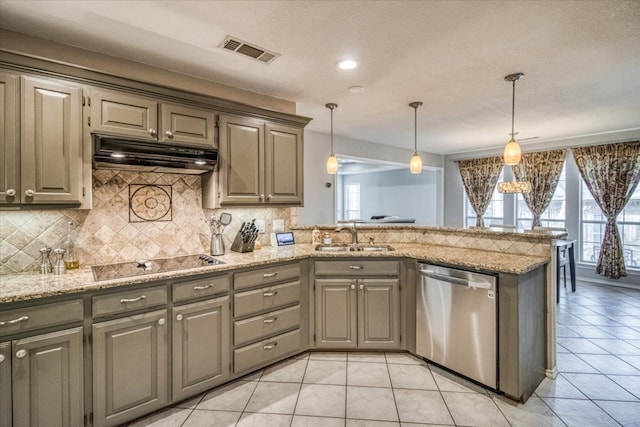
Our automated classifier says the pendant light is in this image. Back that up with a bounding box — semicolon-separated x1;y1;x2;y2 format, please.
498;72;531;194
326;103;338;174
503;72;524;165
409;101;423;174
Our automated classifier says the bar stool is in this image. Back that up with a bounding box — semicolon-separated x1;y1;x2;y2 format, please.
555;239;577;303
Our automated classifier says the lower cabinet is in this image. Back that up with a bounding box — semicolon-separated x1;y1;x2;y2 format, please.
92;309;168;427
172;296;230;401
315;278;400;349
1;327;84;427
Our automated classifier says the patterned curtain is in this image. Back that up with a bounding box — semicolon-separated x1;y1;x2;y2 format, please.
573;141;640;279
457;156;504;227
513;149;567;228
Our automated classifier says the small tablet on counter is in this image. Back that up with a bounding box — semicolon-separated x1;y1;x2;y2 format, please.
275;232;295;246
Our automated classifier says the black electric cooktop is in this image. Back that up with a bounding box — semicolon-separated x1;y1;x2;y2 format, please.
91;254;224;281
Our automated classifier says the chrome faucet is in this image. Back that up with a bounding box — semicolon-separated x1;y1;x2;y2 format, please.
336;222;358;244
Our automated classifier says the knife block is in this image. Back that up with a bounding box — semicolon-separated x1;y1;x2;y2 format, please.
230;231;255;253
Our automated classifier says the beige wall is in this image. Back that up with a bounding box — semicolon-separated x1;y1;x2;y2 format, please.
0;171;292;274
0;29;296;115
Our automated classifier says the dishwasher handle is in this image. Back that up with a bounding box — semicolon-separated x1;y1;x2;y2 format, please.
418;267;492;289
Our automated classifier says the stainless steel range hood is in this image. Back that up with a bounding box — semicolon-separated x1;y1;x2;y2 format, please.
92;133;217;174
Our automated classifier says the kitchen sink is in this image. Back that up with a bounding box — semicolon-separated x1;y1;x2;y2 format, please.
315;244;394;252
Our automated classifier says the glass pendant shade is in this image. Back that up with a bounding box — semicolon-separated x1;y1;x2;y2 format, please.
326;154;338;174
410;153;422;174
503;139;522;165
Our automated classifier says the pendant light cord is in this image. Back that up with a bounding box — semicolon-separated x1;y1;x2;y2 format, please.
414;105;418;153
331;107;334;155
511;79;516;139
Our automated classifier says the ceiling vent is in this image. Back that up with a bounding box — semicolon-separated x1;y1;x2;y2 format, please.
219;36;280;64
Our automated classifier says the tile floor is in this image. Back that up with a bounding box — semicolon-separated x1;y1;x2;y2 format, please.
128;282;640;427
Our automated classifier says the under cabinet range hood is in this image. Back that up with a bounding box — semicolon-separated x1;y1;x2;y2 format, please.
92;133;217;174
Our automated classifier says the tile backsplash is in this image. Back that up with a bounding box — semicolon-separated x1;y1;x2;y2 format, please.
0;170;292;274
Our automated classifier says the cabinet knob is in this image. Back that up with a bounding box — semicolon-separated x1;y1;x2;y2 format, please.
5;189;16;197
158;318;165;326
165;131;174;138
25;189;35;197
15;349;27;359
350;284;356;290
176;314;183;321
0;354;5;363
259;194;265;201
359;284;364;290
267;194;273;200
149;128;157;137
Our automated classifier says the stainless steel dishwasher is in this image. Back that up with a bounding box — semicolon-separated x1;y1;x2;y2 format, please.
416;263;497;389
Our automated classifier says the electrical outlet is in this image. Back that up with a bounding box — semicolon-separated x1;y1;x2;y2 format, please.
272;219;284;232
255;219;266;233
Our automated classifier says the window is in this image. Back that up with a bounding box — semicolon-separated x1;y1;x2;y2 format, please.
580;180;640;268
344;183;361;220
464;170;504;228
515;163;567;230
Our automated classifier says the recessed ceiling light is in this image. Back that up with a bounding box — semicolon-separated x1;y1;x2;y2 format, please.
337;59;358;70
349;86;365;93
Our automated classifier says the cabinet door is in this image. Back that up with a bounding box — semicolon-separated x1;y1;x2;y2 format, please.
90;88;158;141
159;103;215;148
172;296;229;401
0;341;11;427
0;72;19;205
265;123;303;205
358;279;400;349
12;327;83;427
21;76;83;204
315;279;357;349
218;114;264;204
93;309;168;427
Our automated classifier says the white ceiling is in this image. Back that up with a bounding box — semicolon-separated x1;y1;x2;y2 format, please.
1;0;639;155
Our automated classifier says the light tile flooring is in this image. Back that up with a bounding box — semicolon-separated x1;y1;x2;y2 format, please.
128;282;640;427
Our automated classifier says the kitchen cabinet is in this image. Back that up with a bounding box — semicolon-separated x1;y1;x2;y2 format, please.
89;88;215;148
1;327;84;427
92;309;168;427
232;263;302;374
314;260;400;349
217;114;303;206
172;296;230;401
0;72;85;205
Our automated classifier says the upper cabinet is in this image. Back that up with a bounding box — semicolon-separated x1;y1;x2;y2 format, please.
1;71;85;206
89;88;216;148
217;114;303;206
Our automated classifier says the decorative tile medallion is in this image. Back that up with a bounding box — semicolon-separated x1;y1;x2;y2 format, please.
129;184;172;222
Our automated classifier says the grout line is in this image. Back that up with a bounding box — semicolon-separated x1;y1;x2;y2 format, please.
288;352;310;426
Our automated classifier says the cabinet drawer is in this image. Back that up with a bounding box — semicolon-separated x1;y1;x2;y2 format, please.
315;260;399;276
234;281;299;318
0;299;83;337
234;329;300;374
172;275;229;303
234;304;300;347
92;286;167;318
234;263;300;291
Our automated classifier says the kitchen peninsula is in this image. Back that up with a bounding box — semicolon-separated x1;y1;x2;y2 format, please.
1;225;560;426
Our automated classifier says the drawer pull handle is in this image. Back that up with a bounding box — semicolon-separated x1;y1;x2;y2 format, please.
120;295;146;303
263;317;278;324
0;315;29;326
349;265;364;270
263;291;278;297
193;284;213;290
263;342;278;350
263;272;278;278
15;349;27;359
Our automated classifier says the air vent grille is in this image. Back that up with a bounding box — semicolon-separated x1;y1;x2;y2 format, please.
219;36;280;64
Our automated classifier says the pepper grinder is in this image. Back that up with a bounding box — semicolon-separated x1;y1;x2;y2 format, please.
53;248;66;275
39;247;52;274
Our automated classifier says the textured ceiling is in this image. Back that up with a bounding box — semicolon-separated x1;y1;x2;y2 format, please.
1;0;639;155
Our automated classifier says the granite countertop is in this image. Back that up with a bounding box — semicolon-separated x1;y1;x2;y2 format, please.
0;243;549;304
